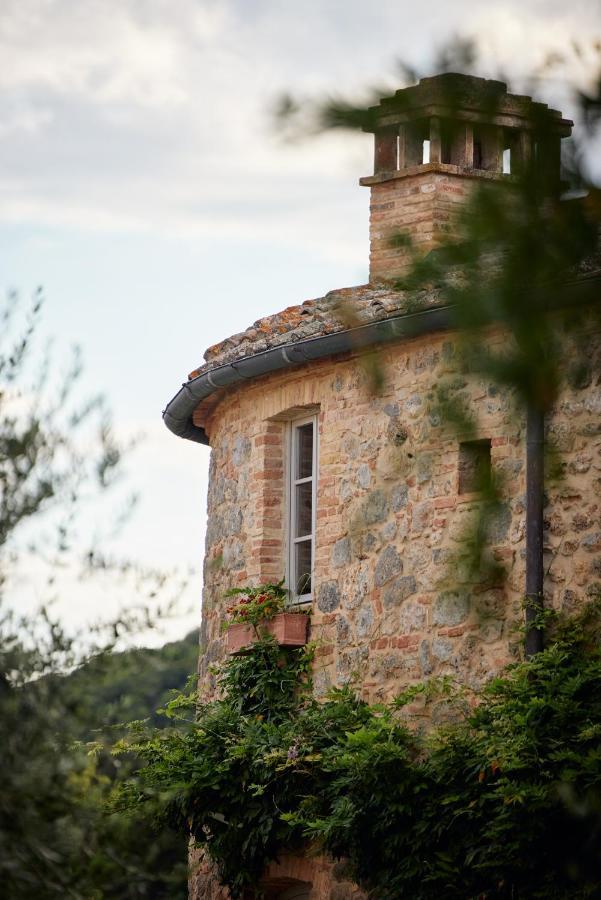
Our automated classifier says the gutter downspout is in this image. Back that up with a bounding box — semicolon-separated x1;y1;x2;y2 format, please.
524;402;545;657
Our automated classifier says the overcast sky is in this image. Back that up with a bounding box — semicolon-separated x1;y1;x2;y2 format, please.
2;0;600;643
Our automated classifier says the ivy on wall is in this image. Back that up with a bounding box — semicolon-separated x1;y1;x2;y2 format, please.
115;603;601;899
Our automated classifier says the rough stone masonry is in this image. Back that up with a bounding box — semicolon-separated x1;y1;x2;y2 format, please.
163;74;601;900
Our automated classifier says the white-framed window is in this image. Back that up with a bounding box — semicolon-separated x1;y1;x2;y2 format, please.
287;414;318;603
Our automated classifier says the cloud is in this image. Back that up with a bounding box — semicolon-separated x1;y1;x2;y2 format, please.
2;0;598;639
0;0;598;263
0;0;192;106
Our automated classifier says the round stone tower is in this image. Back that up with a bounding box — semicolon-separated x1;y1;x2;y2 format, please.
163;73;599;900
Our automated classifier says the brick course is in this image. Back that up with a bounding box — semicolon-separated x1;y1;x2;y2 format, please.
366;168;496;282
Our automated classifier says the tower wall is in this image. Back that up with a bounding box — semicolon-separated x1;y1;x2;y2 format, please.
199;326;601;701
192;321;601;899
186;72;583;900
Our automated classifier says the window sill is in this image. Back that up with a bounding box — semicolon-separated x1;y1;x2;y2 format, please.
288;597;312;610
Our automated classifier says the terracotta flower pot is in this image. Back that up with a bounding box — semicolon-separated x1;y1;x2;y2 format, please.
225;622;257;653
268;612;309;646
226;612;309;654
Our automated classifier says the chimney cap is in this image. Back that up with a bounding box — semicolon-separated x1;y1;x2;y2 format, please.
364;72;573;136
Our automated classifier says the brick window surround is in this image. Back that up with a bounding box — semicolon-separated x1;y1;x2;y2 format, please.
249;405;320;596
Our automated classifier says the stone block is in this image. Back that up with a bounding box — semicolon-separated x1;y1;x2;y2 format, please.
400;600;426;632
383;574;417;608
332;537;351;568
433;590;470;626
375;545;403;587
485;503;512;544
357;463;371;489
417;452;434;483
432;636;454;661
356;604;374;638
382;521;397;540
583;532;601;553
391;484;408;511
419;639;433;675
387;418;409;446
412;501;433;532
360;489;389;525
351;530;381;560
318;581;340;613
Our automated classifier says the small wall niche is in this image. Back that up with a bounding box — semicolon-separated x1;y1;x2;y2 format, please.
458;439;492;494
277;885;311;900
262;881;312;900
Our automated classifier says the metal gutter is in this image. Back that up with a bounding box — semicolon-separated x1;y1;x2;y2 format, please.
162;304;453;445
163;271;601;446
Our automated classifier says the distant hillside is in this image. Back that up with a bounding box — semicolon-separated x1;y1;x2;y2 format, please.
62;629;199;740
59;630;199;897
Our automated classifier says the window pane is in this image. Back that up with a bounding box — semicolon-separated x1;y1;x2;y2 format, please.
296;423;313;479
295;481;312;537
295;540;312;596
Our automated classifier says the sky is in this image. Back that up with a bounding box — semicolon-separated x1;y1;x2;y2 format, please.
1;0;600;644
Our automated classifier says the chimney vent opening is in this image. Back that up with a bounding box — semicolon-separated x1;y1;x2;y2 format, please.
361;73;573;282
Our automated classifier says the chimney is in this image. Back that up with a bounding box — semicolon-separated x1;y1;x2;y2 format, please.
360;73;573;283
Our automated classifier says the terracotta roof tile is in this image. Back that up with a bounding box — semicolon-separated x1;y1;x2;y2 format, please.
187;242;601;382
186;283;445;380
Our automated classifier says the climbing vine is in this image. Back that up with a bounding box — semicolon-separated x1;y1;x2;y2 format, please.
115;602;601;899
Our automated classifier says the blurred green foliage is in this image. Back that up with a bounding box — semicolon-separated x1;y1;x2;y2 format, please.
116;607;601;899
0;292;195;898
1;627;197;899
62;629;198;736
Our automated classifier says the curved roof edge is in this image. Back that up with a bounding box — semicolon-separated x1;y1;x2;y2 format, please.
163;270;601;446
162;304;453;445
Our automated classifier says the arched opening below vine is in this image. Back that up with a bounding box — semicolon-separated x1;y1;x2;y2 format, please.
278;884;311;900
255;878;312;900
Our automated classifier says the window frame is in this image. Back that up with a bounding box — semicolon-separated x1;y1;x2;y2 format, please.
286;414;318;606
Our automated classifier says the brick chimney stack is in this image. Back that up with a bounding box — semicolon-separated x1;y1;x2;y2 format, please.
360;73;573;283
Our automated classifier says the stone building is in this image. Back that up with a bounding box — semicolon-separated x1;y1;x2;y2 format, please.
164;74;601;900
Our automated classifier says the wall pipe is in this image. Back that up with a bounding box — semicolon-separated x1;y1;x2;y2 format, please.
524;402;545;657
